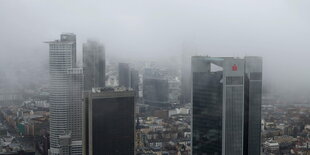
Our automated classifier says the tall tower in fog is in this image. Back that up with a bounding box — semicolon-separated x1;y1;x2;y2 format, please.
83;40;105;90
130;68;139;100
47;33;76;155
143;68;169;107
118;63;130;88
180;49;191;104
118;63;139;98
191;56;262;155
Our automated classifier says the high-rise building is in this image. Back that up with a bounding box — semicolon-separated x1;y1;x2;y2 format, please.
168;78;181;104
180;51;191;104
82;87;135;155
130;68;139;99
191;56;262;155
83;40;105;90
67;68;83;155
118;63;139;98
47;33;76;155
67;68;83;141
118;63;130;88
244;57;262;155
143;69;169;107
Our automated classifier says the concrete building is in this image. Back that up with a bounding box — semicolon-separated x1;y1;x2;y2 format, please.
67;68;83;155
82;87;135;155
191;56;262;155
67;68;83;141
263;141;279;153
83;40;105;91
47;33;76;155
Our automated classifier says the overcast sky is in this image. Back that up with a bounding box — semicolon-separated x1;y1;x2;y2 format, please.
0;0;309;98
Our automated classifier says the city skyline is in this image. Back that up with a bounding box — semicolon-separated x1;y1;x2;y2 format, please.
0;32;305;155
1;1;310;155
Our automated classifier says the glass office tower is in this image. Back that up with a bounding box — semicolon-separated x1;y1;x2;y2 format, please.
192;56;262;155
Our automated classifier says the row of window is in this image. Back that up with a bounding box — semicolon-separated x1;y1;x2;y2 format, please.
50;44;72;49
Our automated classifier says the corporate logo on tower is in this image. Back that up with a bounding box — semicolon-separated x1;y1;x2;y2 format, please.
232;64;238;71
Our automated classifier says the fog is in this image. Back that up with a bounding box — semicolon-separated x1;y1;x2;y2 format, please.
0;0;310;100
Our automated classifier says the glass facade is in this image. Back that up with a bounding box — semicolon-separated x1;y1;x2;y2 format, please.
192;71;223;155
119;63;130;88
143;78;169;106
245;57;263;155
83;40;105;91
192;56;262;155
225;85;244;155
91;97;135;155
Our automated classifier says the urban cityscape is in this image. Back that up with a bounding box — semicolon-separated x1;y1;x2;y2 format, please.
1;1;310;155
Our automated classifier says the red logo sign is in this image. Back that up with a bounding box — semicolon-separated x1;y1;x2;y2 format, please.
232;64;238;71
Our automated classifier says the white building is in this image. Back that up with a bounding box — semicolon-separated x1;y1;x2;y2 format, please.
47;33;77;155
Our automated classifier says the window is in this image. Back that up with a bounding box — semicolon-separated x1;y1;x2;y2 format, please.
226;76;243;85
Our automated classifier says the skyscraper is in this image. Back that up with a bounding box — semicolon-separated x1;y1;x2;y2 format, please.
118;63;130;88
191;56;262;155
83;40;105;90
67;68;83;155
47;33;76;155
130;68;139;99
244;57;262;155
180;50;191;105
118;63;139;98
67;68;83;141
82;87;135;155
143;68;169;107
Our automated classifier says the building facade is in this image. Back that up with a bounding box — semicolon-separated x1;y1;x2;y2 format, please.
245;57;263;155
118;63;130;88
83;40;105;90
67;68;83;141
180;51;191;105
143;78;169;107
143;68;169;107
47;33;76;155
82;88;135;155
130;68;139;99
192;56;262;155
67;68;84;155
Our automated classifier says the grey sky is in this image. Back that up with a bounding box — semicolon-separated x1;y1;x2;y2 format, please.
0;0;309;97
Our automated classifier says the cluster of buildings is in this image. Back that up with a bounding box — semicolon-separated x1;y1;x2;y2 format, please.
47;33;137;155
0;108;38;155
262;101;310;155
0;96;50;154
0;32;266;155
0;102;49;137
136;105;191;154
0;135;36;155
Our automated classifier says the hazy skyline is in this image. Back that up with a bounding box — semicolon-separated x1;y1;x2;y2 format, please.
0;0;310;98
